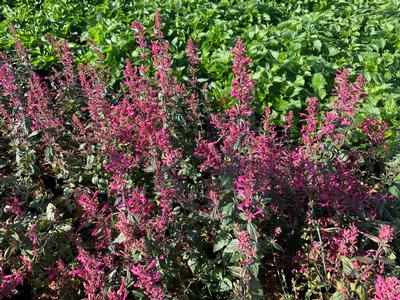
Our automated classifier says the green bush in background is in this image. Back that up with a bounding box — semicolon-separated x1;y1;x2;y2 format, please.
1;0;399;137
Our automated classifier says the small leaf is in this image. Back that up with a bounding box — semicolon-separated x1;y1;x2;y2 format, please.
221;202;234;216
11;232;20;242
224;239;239;253
218;277;233;292
354;256;374;264
28;130;40;138
271;241;283;251
341;256;353;275
56;224;72;232
188;257;197;273
313;39;322;51
330;291;346;300
113;233;126;244
46;203;56;221
356;284;367;300
388;186;399;199
311;73;327;99
213;236;230;252
364;233;380;243
247;223;258;241
249;262;259;277
378;257;396;266
328;47;340;56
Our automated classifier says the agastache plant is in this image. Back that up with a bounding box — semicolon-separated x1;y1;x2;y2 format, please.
0;13;398;300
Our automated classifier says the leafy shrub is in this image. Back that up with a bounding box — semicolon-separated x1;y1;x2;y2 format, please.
0;15;399;299
1;0;400;134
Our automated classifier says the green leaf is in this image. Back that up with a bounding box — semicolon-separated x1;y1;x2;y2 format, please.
11;231;20;242
356;284;367;300
218;277;233;292
249;262;259;277
354;256;374;264
388;186;399;199
341;256;353;275
213;236;230;252
224;239;239;253
188;257;197;273
113;232;126;244
221;202;234;216
328;47;340;56
364;233;380;243
249;276;264;299
311;72;327;99
247;223;258;241
378;257;396;266
46;203;56;221
56;224;72;232
313;39;322;51
330;291;346;300
271;241;283;251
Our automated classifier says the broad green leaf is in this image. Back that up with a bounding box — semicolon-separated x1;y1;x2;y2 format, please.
213;236;230;252
222;202;234;216
341;256;353;275
311;72;327;99
356;284;367;300
313;39;322;51
218;277;233;292
224;239;239;253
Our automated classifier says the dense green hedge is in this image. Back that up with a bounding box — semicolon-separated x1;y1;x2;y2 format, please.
1;0;399;133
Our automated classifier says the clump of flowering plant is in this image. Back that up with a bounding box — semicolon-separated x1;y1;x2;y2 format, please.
0;14;398;300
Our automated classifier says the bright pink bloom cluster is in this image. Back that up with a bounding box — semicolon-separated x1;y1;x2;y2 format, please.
373;276;400;300
131;260;164;300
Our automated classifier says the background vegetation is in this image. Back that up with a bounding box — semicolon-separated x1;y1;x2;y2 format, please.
1;0;400;129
